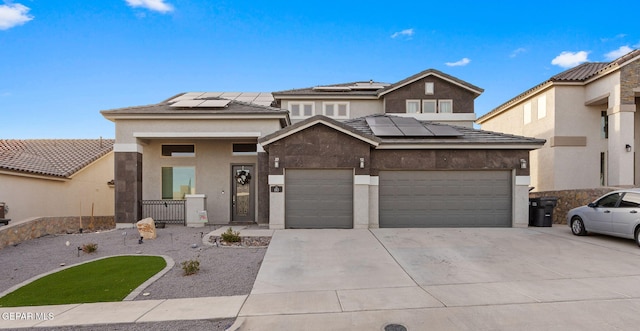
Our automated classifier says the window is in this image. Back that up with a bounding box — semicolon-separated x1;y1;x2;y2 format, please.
322;102;349;119
233;143;257;155
422;100;436;113
537;95;547;119
600;152;606;186
425;82;434;95
524;102;532;124
162;145;195;157
438;100;453;113
162;167;195;199
406;100;420;113
595;193;620;208
601;111;608;139
619;193;640;208
289;102;314;118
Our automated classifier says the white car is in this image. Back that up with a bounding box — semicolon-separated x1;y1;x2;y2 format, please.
567;188;640;246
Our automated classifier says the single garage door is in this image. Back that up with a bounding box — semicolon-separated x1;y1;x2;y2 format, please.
285;169;353;229
379;170;512;228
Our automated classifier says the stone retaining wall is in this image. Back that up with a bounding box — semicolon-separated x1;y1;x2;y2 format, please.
530;188;618;224
0;216;115;249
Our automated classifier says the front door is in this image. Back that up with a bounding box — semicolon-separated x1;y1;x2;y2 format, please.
232;165;255;223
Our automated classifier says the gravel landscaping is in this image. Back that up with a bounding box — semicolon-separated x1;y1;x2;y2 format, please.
0;224;267;330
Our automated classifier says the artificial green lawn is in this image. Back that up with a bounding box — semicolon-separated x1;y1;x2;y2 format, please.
0;255;166;307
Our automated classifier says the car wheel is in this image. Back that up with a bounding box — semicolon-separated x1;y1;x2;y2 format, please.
635;227;640;247
571;217;587;236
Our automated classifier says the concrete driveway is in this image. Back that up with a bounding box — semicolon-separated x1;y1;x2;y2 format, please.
234;226;640;330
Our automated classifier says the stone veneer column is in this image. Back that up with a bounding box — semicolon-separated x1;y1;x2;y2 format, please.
114;149;142;227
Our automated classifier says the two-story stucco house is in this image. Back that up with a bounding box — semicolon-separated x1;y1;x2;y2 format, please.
102;69;544;229
477;49;640;193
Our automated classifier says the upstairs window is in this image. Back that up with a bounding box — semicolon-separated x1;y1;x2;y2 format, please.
406;100;420;113
601;111;608;139
438;100;453;113
422;100;437;113
425;82;434;95
162;144;195;157
322;102;350;119
290;102;314;118
524;102;532;124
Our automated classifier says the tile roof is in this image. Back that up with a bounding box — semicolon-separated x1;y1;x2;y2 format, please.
101;95;288;116
272;81;389;97
550;62;609;81
377;69;484;96
0;139;114;178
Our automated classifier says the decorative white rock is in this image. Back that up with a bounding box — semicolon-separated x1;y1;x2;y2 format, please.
136;217;157;239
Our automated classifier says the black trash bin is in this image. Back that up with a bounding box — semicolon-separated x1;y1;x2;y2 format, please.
529;197;558;227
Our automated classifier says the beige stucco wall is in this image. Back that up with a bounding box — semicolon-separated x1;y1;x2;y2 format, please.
114;118;284;145
0;152;115;223
480;83;619;192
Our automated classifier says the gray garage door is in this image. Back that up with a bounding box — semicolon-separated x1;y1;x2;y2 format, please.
379;170;512;228
285;169;353;229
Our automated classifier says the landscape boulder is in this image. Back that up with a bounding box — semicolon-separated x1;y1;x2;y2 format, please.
136;217;157;239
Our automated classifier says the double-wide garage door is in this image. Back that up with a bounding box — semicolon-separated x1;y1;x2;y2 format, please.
379;170;512;228
285;169;353;229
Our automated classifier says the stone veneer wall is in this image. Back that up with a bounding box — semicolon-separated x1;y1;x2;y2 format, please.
0;216;115;249
529;188;618;224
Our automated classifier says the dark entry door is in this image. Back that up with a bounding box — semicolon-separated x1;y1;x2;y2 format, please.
232;165;255;223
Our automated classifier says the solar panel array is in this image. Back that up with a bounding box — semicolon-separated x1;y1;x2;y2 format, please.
365;117;462;137
168;92;274;108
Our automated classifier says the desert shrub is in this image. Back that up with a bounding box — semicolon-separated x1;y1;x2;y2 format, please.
220;227;241;243
81;243;98;253
181;259;200;276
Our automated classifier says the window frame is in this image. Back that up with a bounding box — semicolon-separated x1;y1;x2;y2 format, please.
289;102;315;119
438;99;453;113
425;82;435;95
406;99;421;113
322;101;350;119
161;166;196;200
161;144;195;157
232;143;258;156
422;100;437;113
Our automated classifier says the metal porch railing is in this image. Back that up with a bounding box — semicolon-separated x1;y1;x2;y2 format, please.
140;200;186;225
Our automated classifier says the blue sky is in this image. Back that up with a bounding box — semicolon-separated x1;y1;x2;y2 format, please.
1;0;639;139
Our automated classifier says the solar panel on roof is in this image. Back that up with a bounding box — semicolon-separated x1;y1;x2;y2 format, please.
198;99;231;107
424;124;463;137
170;100;205;107
366;116;463;137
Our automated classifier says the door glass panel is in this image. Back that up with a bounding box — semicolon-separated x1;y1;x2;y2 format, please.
235;168;251;217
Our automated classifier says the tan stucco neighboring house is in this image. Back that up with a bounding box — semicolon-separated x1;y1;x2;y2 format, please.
0;139;115;223
477;49;640;192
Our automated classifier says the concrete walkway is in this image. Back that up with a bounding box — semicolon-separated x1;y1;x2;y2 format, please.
4;226;640;330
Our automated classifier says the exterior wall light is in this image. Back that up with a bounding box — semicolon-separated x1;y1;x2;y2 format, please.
626;144;632;152
359;158;365;169
274;157;280;168
520;158;527;169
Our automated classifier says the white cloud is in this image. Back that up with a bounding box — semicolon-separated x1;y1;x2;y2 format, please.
0;3;33;30
510;47;526;58
125;0;173;13
445;58;471;67
550;51;589;68
600;34;626;42
391;28;414;39
604;45;633;61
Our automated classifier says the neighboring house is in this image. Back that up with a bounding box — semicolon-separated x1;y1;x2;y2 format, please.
0;139;115;223
102;69;544;229
477;49;640;192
